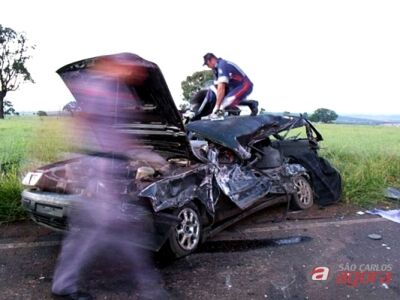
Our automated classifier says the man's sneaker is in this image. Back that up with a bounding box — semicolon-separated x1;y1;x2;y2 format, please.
249;101;259;116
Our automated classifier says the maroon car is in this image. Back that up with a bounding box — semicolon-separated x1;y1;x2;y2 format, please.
21;53;342;258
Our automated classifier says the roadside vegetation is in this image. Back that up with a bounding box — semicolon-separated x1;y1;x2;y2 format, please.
0;117;399;222
0;116;72;222
317;124;400;205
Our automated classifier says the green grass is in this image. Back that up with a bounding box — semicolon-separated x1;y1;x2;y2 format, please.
316;124;400;206
0;169;25;221
1;117;400;222
0;116;73;222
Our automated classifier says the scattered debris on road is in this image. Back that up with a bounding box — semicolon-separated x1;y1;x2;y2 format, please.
274;236;303;245
366;208;400;223
367;233;382;240
384;187;400;200
382;283;389;289
225;274;232;290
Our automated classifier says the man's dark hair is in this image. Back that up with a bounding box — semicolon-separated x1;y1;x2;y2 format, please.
203;53;217;65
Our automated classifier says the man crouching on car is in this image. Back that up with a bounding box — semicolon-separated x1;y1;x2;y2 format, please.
203;52;258;116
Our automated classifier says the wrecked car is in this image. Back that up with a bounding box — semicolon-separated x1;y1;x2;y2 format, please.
21;53;342;258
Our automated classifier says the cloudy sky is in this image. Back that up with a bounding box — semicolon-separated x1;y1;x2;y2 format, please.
2;0;400;115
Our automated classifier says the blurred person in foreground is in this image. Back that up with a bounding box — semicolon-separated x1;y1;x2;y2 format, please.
203;52;258;116
51;55;168;300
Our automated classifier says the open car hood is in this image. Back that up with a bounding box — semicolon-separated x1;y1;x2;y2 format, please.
187;115;321;160
57;53;190;157
57;53;184;130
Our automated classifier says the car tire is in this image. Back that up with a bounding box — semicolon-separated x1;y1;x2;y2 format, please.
291;175;314;210
167;203;202;258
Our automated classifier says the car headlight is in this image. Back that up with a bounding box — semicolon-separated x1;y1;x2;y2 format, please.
22;172;43;187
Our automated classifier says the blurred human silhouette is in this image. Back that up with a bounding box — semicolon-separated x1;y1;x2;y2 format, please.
51;55;168;300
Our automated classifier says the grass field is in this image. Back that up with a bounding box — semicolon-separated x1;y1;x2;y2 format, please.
317;124;400;205
0;116;73;222
0;117;399;222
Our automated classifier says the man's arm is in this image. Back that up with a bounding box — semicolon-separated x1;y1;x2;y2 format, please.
215;82;226;111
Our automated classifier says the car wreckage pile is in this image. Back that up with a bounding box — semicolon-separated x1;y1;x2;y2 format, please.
21;53;342;258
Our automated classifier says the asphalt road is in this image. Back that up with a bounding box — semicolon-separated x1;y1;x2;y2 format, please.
1;208;399;300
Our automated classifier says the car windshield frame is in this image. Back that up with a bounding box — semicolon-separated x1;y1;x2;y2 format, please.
186;115;322;159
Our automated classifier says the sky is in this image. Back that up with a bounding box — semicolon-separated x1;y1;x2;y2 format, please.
2;0;400;115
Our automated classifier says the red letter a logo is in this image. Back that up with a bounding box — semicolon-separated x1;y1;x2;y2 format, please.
311;267;330;281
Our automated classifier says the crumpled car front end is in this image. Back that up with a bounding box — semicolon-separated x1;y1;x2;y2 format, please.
21;153;203;250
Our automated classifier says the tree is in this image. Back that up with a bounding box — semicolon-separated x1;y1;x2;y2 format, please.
309;108;338;123
0;25;34;119
62;101;80;116
37;110;47;117
181;70;213;102
3;99;16;115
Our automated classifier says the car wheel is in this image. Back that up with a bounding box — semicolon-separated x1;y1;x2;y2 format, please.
291;176;314;210
167;203;202;258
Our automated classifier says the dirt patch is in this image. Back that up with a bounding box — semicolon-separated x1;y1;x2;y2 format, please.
287;202;362;220
0;219;56;240
237;201;366;227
